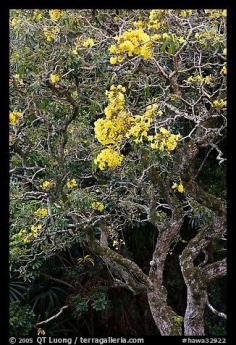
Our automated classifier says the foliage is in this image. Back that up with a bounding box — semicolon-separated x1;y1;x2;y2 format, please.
10;9;227;336
9;301;36;336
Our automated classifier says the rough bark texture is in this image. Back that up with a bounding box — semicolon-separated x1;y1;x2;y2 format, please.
147;217;184;336
180;217;226;336
148;288;183;336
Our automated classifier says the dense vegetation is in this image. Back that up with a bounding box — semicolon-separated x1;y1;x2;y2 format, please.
9;9;227;337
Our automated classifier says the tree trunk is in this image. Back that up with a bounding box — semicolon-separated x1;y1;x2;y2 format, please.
147;217;184;335
148;286;182;335
184;288;207;336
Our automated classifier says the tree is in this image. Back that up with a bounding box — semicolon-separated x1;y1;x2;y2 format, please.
10;9;227;336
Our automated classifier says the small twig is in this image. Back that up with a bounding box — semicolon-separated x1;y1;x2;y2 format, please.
194;147;213;180
207;297;227;320
40;272;74;289
36;305;69;326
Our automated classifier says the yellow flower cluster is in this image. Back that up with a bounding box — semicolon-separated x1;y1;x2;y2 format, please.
94;85;179;169
132;21;145;29
13;74;24;85
127;103;159;144
162;32;185;45
41;180;55;190
172;181;184;193
82;38;95;48
95;86;162;148
30;224;43;236
212;99;227;108
34;208;48;217
16;229;27;239
94;83;181;169
148;10;167;29
50;73;60;84
95;85;133;145
66;179;77;189
10;111;23;126
11;18;21;29
195;30;222;45
187;74;213;85
205;10;227;18
49;10;64;21
43;27;60;42
72;37;95;54
32;10;43;22
91;201;105;212
179;10;193;17
148;127;181;151
17;224;43;243
108;10;189;64
112;239;125;250
94;147;124;170
109;28;153;64
104;85;126;118
94;117;131;145
220;65;227;75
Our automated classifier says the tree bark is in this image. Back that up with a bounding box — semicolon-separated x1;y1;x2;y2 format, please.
147;217;184;335
180;217;226;336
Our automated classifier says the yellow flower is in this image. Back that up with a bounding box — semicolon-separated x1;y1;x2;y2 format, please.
82;38;95;48
49;10;64;21
11;18;20;29
205;10;227;19
151;34;161;41
32;10;43;21
180;10;193;17
110;56;118;64
172;181;184;193
41;180;55;190
149;128;181;152
13;74;24;85
50;73;60;84
22;236;31;244
112;240;119;246
34;208;48;217
133;21;145;29
159;127;168;135
66;179;77;189
220;65;227;75
187;74;213;85
108;28;153;63
177;183;184;193
172;183;178;190
178;37;185;44
30;224;43;238
109;45;117;54
43;27;60;42
31;224;43;232
163;33;170;40
9;111;23;125
37;328;46;336
94;148;124;170
112;239;125;250
204;75;213;85
91;201;105;212
18;229;26;237
212;99;227;108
